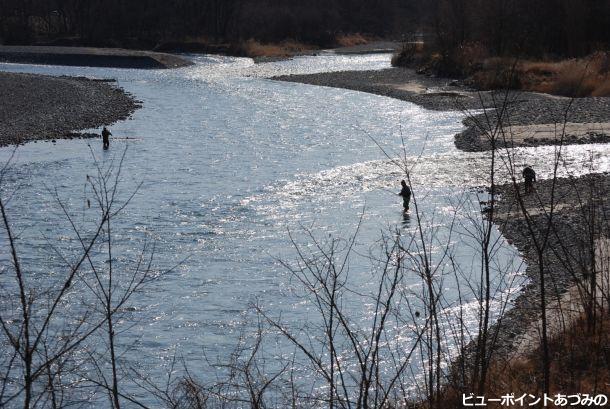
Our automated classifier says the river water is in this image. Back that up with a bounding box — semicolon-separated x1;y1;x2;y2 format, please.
1;54;609;405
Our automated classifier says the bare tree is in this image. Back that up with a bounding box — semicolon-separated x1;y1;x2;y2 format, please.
0;147;161;408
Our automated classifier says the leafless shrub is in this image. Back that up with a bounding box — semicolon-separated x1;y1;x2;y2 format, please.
0;147;164;408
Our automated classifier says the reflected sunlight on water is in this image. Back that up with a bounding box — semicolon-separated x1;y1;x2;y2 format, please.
1;53;608;404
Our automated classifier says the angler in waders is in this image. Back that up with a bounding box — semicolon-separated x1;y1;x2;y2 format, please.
102;126;112;150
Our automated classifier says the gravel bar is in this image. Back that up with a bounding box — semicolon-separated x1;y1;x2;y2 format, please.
0;45;192;69
0;72;140;147
274;68;610;151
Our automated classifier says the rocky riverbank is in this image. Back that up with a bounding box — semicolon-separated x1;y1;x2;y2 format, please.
274;68;610;151
276;63;610;383
0;72;140;147
488;173;609;361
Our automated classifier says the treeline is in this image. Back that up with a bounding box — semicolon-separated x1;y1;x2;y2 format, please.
2;0;608;58
433;0;610;58
0;0;421;48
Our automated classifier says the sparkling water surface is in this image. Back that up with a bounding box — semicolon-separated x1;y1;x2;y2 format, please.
1;53;609;405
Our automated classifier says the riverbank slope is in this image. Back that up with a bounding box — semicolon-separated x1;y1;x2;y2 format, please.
477;174;610;396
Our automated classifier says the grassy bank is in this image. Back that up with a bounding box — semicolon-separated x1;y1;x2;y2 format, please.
472;53;610;97
235;39;317;58
487;313;610;398
393;44;610;98
436;313;610;407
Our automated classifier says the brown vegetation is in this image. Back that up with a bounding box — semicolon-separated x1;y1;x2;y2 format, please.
238;38;315;58
436;312;610;408
391;0;610;98
428;0;610;63
489;313;610;398
390;41;425;67
470;53;610;97
394;41;610;98
335;33;369;48
521;53;610;97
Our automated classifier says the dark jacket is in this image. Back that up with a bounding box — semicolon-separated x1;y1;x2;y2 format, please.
523;167;536;181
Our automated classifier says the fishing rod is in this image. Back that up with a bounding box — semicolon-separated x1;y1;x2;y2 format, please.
380;187;399;196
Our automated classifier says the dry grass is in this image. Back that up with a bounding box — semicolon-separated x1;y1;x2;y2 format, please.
484;313;610;404
239;39;315;58
471;57;521;89
520;54;610;97
592;81;610;97
471;52;610;97
335;33;369;48
391;41;427;68
454;42;490;72
429;312;610;408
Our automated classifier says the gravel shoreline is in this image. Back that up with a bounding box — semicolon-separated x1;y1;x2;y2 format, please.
274;68;610;151
275;66;610;366
0;72;140;147
0;45;192;69
488;173;609;361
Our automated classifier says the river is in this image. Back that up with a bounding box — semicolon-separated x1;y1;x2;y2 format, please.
1;53;609;406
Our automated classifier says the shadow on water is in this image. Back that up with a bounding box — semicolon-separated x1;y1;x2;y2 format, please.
401;210;411;228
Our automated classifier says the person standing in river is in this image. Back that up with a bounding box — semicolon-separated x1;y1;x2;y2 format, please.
102;126;112;150
523;166;536;194
399;180;411;211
